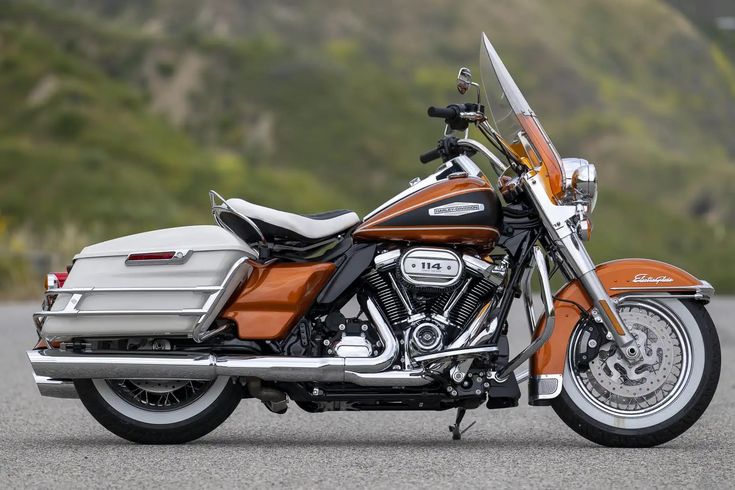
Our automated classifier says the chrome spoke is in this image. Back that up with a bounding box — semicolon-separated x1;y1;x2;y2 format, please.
107;379;212;412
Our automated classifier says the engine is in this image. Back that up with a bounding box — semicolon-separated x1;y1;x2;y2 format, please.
363;247;507;360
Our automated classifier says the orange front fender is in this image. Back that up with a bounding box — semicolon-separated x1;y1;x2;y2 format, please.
530;258;712;378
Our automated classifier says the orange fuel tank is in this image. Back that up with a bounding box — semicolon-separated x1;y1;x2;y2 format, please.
353;177;502;248
221;261;335;340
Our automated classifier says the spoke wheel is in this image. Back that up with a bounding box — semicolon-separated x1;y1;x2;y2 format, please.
75;376;242;444
107;379;214;411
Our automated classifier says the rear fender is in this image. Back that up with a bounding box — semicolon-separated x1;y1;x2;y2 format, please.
528;259;713;402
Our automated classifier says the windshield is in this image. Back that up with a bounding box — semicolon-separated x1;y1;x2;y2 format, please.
479;33;565;198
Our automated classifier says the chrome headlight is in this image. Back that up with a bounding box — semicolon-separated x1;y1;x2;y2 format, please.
572;164;597;211
561;158;598;211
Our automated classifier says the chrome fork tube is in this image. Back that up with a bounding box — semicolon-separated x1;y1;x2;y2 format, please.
522;173;639;359
555;232;639;357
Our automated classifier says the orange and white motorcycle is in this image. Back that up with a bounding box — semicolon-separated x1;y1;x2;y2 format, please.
28;34;720;446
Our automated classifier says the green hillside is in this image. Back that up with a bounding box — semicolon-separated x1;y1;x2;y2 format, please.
1;0;735;295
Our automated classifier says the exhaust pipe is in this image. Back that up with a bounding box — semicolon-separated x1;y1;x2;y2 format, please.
27;298;432;396
33;374;78;398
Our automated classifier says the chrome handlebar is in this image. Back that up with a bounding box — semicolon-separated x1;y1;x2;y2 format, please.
456;138;508;176
453;111;524;177
423;106;520;178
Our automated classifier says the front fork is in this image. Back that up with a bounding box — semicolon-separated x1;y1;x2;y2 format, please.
523;173;641;361
554;233;640;360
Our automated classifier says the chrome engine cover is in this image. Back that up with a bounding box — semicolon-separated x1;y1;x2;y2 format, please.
399;247;463;288
333;335;373;358
410;322;444;354
368;248;508;364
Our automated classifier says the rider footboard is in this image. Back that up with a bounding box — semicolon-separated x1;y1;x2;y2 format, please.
36;225;256;342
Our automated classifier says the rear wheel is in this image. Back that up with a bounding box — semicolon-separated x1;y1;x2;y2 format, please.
75;376;241;444
552;298;720;447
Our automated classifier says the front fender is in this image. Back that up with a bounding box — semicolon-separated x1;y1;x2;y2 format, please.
530;258;713;380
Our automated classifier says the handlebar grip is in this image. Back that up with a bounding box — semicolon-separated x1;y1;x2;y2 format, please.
419;147;443;164
427;105;459;119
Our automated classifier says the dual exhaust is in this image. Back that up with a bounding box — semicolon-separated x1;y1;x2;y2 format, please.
28;298;431;398
28;350;430;387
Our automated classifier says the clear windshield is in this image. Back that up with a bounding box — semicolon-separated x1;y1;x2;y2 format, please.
479;37;523;143
479;33;566;197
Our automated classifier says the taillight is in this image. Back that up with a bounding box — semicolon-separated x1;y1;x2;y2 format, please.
45;272;68;290
125;250;190;265
127;251;177;261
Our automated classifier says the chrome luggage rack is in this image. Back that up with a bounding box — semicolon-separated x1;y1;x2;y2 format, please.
34;256;251;343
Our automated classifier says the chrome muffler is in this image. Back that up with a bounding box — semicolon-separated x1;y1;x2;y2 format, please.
33;374;78;398
27;298;431;397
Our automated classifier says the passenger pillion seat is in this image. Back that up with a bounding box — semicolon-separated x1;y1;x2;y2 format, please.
211;193;361;254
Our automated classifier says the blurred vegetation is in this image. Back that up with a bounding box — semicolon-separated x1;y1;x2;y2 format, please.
1;0;734;296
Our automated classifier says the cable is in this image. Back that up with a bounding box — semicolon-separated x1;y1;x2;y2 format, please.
553;295;590;318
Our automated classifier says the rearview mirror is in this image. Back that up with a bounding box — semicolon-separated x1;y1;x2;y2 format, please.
456;67;473;95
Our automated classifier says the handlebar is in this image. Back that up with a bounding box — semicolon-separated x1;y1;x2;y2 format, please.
456;138;508;176
419;135;510;176
427;105;460;119
427;104;476;132
420;103;522;176
419;147;443;164
418;136;466;165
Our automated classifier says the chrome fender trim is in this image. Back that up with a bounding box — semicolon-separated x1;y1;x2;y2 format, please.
528;374;563;406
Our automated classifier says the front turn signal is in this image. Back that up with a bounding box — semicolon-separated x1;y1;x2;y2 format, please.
577;219;592;241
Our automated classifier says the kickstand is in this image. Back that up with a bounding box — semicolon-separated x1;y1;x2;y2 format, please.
448;407;476;440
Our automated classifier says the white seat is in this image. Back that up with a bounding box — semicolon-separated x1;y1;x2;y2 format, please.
226;198;361;242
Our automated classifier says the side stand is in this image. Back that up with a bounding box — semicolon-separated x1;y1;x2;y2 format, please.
448;407;476;440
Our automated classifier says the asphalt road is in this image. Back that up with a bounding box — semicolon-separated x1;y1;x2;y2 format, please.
1;299;733;489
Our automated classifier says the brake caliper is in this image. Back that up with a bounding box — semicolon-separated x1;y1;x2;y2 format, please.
573;317;607;373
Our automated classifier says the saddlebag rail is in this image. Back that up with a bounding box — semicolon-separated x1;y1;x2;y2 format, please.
35;225;256;342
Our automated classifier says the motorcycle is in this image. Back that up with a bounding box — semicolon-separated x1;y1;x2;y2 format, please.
27;33;720;446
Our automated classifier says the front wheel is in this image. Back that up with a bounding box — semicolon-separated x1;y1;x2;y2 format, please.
553;298;720;447
75;376;242;444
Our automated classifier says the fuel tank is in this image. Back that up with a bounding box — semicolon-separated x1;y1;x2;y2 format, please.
353;176;502;248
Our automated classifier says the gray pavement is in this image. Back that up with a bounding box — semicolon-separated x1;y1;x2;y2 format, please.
0;299;733;489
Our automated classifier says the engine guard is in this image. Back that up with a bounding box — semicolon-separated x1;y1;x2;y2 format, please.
528;258;713;405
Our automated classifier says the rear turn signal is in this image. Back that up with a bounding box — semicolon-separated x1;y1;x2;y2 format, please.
45;272;68;290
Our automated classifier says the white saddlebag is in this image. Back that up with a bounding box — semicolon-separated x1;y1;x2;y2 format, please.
39;225;256;340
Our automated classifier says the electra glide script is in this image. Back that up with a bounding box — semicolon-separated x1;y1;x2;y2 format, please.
27;34;720;446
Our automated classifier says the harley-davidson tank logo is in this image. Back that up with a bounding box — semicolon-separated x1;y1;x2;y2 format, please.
632;274;674;284
428;202;485;217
